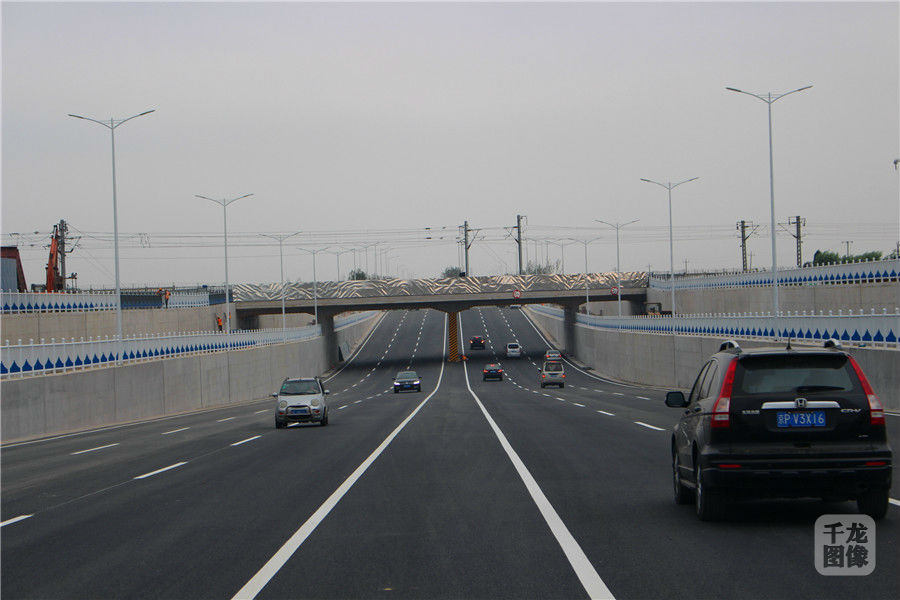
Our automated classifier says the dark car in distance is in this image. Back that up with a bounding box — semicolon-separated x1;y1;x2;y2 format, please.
469;336;486;350
483;363;504;381
666;340;891;521
393;371;421;393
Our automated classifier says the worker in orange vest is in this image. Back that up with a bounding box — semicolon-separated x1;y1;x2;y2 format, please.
216;315;223;331
164;289;171;308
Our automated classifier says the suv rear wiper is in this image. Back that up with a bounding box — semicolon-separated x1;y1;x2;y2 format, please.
796;385;845;392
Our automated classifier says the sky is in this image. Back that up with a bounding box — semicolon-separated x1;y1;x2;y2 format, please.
2;1;898;289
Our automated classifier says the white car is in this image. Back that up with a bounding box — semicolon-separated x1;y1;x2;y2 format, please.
506;343;522;358
273;377;329;427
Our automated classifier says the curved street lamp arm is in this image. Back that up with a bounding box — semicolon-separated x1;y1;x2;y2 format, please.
113;109;156;128
640;178;669;190
671;177;699;189
772;85;813;103
67;113;112;128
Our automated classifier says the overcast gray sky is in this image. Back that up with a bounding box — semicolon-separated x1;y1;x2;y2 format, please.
2;1;898;289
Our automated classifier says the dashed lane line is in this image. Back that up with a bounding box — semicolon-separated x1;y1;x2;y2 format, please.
572;403;586;408
612;393;625;397
636;396;651;401
597;410;615;416
217;417;236;422
231;436;261;447
254;409;269;414
71;443;120;455
338;406;347;410
134;461;188;480
162;427;191;435
1;515;33;528
634;422;665;431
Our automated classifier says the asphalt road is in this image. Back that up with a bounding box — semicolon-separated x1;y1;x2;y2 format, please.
2;306;897;599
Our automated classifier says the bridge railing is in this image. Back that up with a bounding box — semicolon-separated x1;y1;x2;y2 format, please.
649;258;899;290
0;310;378;379
1;290;119;314
529;304;900;350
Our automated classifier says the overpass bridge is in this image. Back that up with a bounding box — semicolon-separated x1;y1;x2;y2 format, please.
234;273;648;363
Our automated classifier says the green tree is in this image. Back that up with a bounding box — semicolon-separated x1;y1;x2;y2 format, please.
348;268;368;280
441;266;463;277
812;249;883;265
524;259;558;275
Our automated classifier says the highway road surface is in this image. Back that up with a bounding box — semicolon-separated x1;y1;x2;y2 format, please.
2;307;898;599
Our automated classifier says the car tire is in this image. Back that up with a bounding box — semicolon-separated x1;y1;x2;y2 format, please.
695;466;724;521
540;383;545;388
394;388;399;394
275;418;286;429
483;376;487;381
417;385;421;392
673;452;693;505
559;383;565;388
857;488;889;520
320;411;329;427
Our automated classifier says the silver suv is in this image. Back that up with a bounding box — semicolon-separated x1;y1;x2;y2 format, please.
539;360;566;388
273;377;329;428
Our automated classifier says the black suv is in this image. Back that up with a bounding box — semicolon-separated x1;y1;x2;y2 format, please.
666;340;891;521
469;336;486;350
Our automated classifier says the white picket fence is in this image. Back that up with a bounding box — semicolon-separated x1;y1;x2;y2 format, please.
529;305;900;350
650;258;899;290
0;311;377;379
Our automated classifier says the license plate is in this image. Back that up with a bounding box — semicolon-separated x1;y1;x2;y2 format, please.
776;410;826;428
290;408;308;415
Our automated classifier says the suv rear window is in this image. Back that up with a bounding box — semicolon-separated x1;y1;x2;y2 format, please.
543;361;564;372
734;355;856;395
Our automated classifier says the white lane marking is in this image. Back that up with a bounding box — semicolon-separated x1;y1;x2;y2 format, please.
555;397;566;402
134;461;188;480
217;417;236;422
636;396;650;401
162;427;191;435
338;405;347;410
572;403;586;408
354;400;362;404
612;393;624;397
71;443;120;455
323;312;387;383
461;351;615;600
287;423;300;428
634;421;665;431
231;436;262;447
366;396;373;400
889;498;900;507
254;409;269;414
597;410;615;416
1;514;33;527
595;390;606;394
232;314;448;600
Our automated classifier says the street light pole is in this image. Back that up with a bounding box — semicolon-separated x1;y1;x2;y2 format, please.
640;177;698;315
68;109;155;362
726;85;812;322
595;219;639;316
196;193;253;340
297;246;328;325
569;238;600;314
261;232;301;343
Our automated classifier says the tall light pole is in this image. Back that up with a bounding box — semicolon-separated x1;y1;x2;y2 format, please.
570;238;601;313
640;177;698;315
595;219;639;316
297;246;327;324
68;109;155;362
545;239;575;274
196;193;253;338
261;231;301;342
726;84;812;320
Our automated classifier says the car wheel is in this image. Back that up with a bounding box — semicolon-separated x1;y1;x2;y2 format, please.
673;452;693;505
540;383;545;388
275;418;286;429
857;488;889;519
483;376;487;381
559;383;565;388
695;466;724;521
320;411;329;427
394;388;399;393
417;385;421;392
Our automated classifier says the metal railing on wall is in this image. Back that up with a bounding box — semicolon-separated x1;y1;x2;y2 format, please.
0;311;377;379
1;291;119;314
649;258;899;290
529;304;899;350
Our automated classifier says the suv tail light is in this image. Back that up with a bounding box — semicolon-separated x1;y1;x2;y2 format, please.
849;357;885;426
711;358;738;429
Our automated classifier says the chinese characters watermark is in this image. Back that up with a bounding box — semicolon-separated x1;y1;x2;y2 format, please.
815;514;875;576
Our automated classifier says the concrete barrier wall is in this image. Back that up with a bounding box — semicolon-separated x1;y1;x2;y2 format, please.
0;312;380;443
647;282;900;315
1;305;225;344
525;307;900;411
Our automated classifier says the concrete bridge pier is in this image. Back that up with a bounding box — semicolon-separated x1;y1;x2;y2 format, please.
320;312;339;368
562;302;579;358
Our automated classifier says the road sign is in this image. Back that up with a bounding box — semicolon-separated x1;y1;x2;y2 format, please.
610;287;619;295
513;289;521;299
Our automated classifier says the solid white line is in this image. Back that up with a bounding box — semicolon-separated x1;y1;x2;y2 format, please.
232;314;448;600
634;422;665;431
162;427;191;435
597;410;615;416
71;442;120;455
231;436;261;447
134;461;188;480
889;498;900;507
572;403;586;407
1;514;34;527
217;417;236;422
461;349;615;600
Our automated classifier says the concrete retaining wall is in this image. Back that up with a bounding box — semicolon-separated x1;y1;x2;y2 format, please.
648;282;899;315
0;313;380;443
525;307;900;412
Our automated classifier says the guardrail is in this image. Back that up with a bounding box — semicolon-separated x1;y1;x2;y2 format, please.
649;258;899;290
529;304;899;350
0;311;377;378
1;291;119;314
